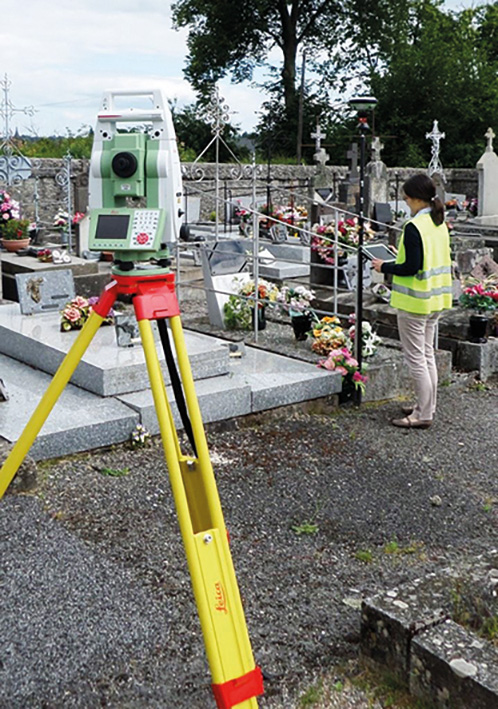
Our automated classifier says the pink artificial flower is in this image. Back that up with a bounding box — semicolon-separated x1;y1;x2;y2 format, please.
72;296;89;309
336;366;348;376
353;371;368;383
64;307;81;323
348;357;359;368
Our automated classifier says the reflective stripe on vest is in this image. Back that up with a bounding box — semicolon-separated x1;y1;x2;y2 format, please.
390;213;452;314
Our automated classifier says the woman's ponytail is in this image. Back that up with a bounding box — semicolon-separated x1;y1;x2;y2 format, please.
430;195;445;226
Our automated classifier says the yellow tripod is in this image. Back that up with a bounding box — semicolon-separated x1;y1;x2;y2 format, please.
0;271;263;709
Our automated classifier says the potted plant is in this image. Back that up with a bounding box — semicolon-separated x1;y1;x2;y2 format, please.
459;275;498;342
0;218;32;252
223;277;279;331
310;316;348;355
276;285;316;340
317;346;369;402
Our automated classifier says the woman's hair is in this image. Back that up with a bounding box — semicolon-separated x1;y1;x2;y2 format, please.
402;173;445;226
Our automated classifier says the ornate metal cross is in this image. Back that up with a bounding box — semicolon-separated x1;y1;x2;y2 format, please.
425;119;445;177
0;74;35;185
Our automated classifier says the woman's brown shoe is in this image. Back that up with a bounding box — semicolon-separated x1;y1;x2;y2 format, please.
392;416;432;429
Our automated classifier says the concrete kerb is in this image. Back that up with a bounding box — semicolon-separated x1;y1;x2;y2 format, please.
360;552;498;708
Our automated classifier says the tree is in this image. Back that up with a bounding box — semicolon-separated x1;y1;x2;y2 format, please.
171;0;342;124
336;0;498;167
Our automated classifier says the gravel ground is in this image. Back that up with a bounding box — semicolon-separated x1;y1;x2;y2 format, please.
1;371;497;708
1;282;497;708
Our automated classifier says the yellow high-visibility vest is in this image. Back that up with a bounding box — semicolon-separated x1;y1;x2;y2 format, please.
390;212;452;314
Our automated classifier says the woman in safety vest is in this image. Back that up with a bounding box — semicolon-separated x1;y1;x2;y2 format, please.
372;173;452;429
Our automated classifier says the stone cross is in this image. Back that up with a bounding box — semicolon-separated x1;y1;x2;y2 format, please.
485;126;495;153
311;121;326;152
425;119;445;178
370;136;384;162
311;121;329;166
347;143;359;178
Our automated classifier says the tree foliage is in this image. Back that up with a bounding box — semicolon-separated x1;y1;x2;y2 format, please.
172;0;498;167
172;0;342;117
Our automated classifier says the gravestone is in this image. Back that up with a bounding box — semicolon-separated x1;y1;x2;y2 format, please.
475;127;498;226
373;203;393;230
15;270;75;315
366;137;389;219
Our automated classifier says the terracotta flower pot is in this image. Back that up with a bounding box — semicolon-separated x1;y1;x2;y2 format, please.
0;237;31;253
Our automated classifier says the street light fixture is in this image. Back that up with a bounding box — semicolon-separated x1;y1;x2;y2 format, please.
348;95;377;405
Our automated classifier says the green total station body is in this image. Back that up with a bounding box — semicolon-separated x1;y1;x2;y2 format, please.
88;89;183;274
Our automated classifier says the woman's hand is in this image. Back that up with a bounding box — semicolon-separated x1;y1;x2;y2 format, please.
371;258;384;273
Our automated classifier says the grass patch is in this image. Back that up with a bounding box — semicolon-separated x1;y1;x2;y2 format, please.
298;679;323;707
292;521;319;536
99;466;130;477
354;549;373;563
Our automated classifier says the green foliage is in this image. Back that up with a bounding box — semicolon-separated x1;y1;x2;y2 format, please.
223;295;253;330
298;679;323;707
19;131;93;159
363;2;498;167
355;549;373;563
0;218;31;240
292;521;319;536
100;466;130;477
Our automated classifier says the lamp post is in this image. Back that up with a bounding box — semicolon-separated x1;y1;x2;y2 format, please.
348;95;377;404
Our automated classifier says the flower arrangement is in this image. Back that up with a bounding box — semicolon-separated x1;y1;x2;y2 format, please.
53;210;69;229
311;218;375;264
0;190;20;224
317;347;368;394
72;211;85;225
459;275;498;313
0;218;32;240
223;277;279;330
37;248;53;263
60;295;115;331
130;423;152;449
276;284;315;316
347;314;382;357
237;277;280;306
310;315;348;355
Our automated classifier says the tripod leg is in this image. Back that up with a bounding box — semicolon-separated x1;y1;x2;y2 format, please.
0;310;106;499
138;318;262;709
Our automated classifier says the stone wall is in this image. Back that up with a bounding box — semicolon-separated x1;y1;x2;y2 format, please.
2;159;479;228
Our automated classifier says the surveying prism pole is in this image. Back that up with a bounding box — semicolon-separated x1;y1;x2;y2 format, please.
0;272;263;709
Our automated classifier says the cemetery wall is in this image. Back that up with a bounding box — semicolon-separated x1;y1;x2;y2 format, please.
3;159;478;227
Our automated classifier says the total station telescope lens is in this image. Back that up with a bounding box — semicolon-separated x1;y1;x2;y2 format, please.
112;152;138;178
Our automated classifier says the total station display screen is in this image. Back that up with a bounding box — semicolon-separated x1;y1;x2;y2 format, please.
94;214;130;240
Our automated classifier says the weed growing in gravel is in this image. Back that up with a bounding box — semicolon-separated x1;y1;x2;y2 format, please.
292;521;319;536
383;539;424;556
354;549;373;563
298;679;323;706
100;466;130;477
469;379;488;392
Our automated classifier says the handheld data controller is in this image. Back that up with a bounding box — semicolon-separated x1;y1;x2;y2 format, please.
88;89;183;273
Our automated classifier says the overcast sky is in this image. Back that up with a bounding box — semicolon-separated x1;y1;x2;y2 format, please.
1;0;487;139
